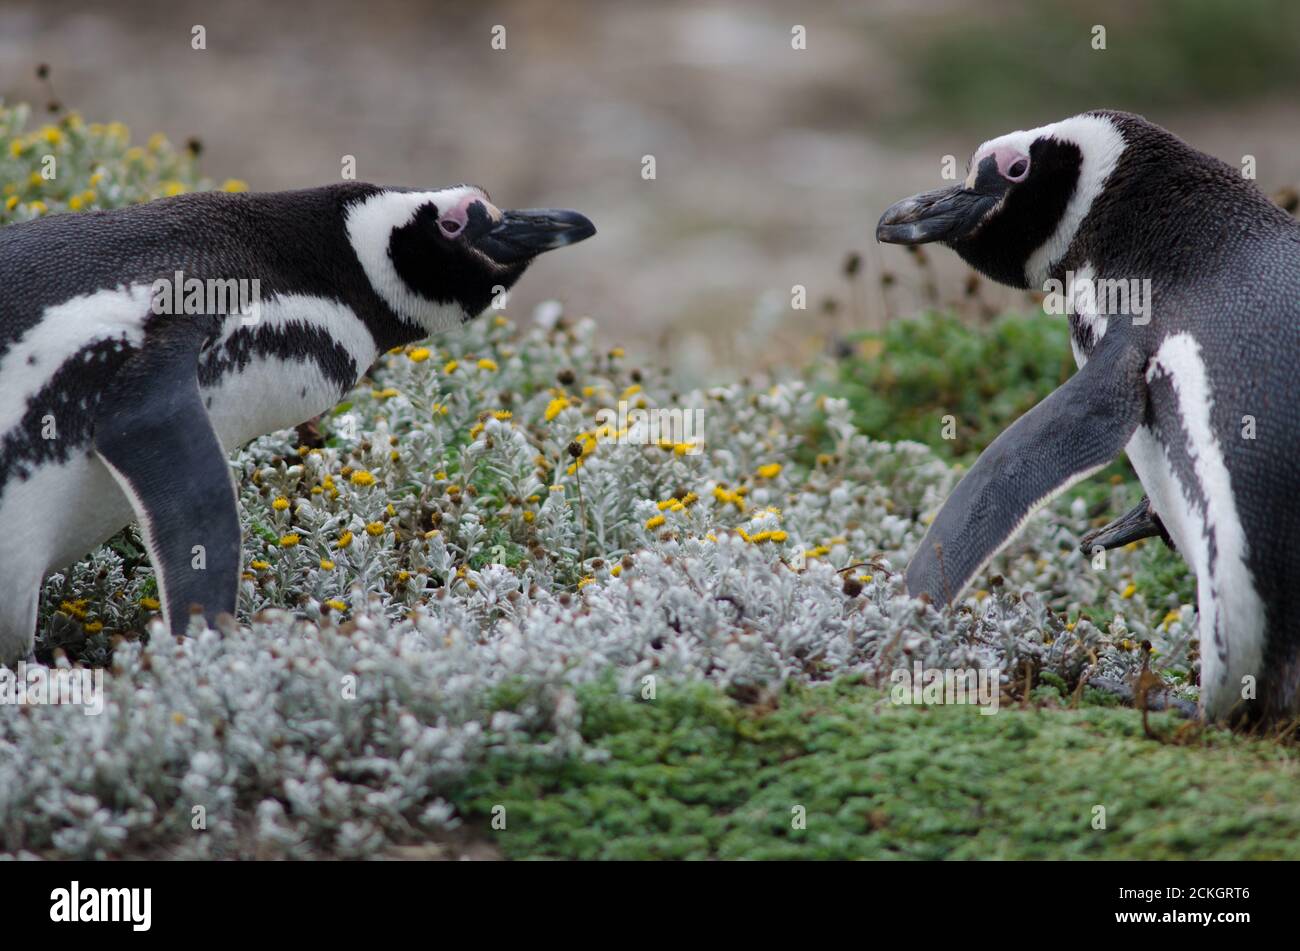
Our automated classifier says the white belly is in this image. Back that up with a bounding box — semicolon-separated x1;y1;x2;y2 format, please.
202;353;347;451
0;452;135;581
200;294;377;451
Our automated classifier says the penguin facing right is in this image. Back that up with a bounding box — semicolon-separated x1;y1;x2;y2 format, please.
877;110;1300;725
0;183;594;663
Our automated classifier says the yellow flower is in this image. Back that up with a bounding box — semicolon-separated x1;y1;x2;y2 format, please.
325;599;348;612
28;201;46;215
350;470;375;486
476;357;498;372
491;409;512;420
544;396;570;421
83;621;104;634
756;463;782;479
408;346;431;362
59;600;89;620
1121;582;1136;599
124;146;146;164
89;170;106;187
146;132;167;152
522;511;535;523
712;486;746;511
40;126;63;146
140;597;161;611
396;570;411;583
371;387;399;399
250;559;271;570
272;497;290;511
279;533;300;547
622;383;642;398
609;347;625;358
320;558;336;570
221;178;249;193
365;521;385;537
7;139;25;158
611;564;622;577
645;514;666;530
337;531;354;549
577;576;595;589
4;195;18;212
162;181;185;197
27;171;42;187
443;359;459;374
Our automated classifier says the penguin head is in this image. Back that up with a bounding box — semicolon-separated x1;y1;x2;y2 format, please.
877;113;1127;288
346;185;595;332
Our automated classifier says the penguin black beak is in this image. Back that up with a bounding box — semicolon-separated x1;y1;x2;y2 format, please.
876;185;997;246
477;208;596;264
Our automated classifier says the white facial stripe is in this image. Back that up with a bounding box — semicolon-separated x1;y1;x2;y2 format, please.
344;186;488;334
0;284;153;440
1143;333;1265;719
965;115;1126;286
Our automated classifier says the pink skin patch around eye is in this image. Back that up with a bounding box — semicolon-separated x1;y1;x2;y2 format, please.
971;145;1031;182
438;193;497;236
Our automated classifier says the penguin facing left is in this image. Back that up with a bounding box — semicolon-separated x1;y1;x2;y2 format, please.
877;110;1300;725
0;183;594;661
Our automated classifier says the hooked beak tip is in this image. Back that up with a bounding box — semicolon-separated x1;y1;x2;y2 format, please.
477;208;596;264
875;185;993;247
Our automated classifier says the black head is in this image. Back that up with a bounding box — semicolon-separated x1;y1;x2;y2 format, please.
876;114;1129;288
345;185;595;332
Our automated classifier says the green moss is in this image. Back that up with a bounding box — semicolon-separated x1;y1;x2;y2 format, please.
818;310;1075;461
457;679;1300;859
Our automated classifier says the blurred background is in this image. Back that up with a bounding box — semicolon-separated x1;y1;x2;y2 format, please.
3;0;1299;375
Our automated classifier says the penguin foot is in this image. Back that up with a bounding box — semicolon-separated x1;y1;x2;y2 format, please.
1085;674;1199;719
1079;496;1175;555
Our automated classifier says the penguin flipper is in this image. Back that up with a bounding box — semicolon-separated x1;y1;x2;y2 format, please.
1078;496;1174;555
906;334;1149;604
93;338;241;636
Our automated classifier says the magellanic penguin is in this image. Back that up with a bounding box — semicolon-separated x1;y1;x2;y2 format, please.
877;110;1300;725
0;184;594;661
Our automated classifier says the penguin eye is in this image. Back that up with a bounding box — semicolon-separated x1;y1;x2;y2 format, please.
439;219;463;237
1006;158;1029;181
